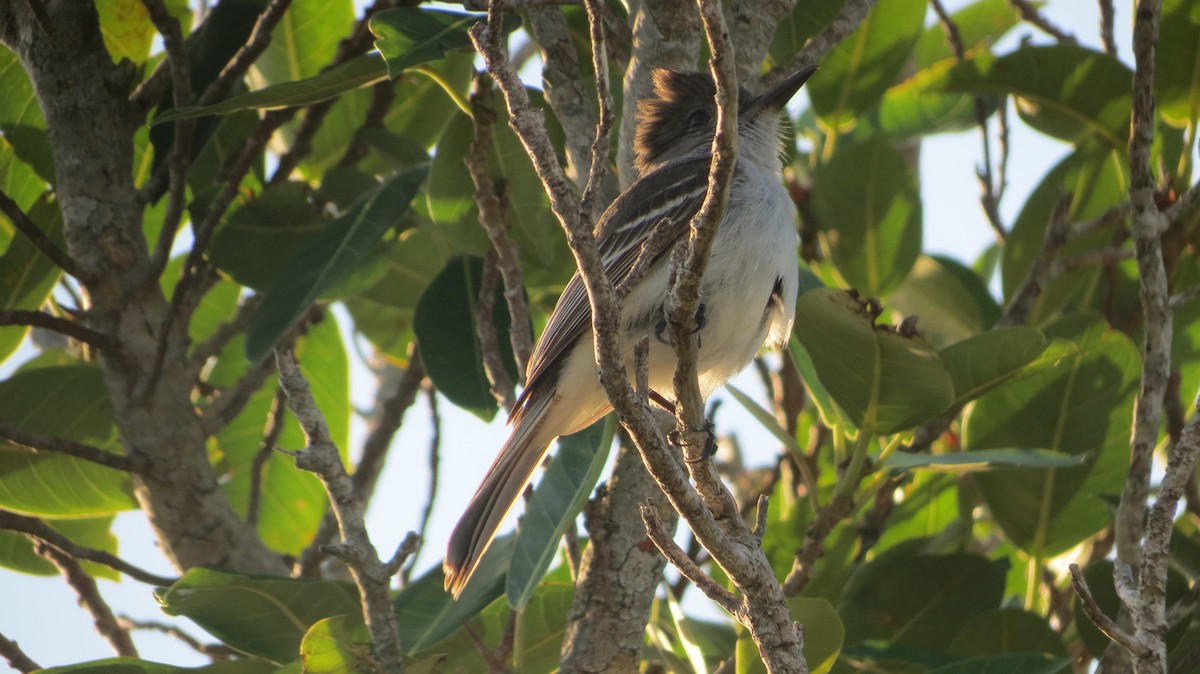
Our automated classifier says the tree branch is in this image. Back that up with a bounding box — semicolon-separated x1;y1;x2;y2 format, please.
0;510;176;585
247;385;288;527
1009;0;1077;43
0;187;86;281
0;310;117;351
141;0;195;280
466;75;535;375
767;0;876;86
0;632;41;674
0;421;136;472
35;542;138;657
641;503;738;613
275;349;405;668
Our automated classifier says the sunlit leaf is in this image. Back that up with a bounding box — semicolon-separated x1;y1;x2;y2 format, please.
889;256;1001;348
0;366;134;516
156;568;361;665
300;616;372;674
930;45;1132;149
0;46;54;182
0;198;62;363
806;0;926;128
370;8;520;79
1156;0;1200;127
882;448;1085;473
251;0;354;86
154;54;388;124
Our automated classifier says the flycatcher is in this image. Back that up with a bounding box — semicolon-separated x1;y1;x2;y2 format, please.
444;65;817;597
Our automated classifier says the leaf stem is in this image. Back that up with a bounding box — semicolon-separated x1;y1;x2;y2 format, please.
836;429;873;499
412;65;473;117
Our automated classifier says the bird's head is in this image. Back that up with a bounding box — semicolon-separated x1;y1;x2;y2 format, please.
633;65;818;174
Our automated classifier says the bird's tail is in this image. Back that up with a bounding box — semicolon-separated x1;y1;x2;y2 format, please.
443;393;557;598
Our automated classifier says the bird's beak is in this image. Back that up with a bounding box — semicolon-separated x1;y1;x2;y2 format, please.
744;65;819;117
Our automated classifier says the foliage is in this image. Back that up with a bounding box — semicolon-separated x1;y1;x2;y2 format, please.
0;0;1197;672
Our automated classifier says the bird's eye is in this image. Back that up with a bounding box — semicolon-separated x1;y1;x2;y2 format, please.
686;110;709;129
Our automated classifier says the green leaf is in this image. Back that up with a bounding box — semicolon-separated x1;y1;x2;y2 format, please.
208;181;326;290
882;448;1085;473
939;327;1046;407
345;227;450;361
806;0;927;128
930;44;1132;150
736;597;843;674
245;164;428;362
1156;0;1200;127
507;417;614;610
767;0;845;67
370;8;520;78
154;54;388;124
0;198;63;363
889;256;1001;348
839;552;1005;650
726;384;804;456
1001;143;1128;312
412;256;520;420
811;136;922;296
0;46;54;182
39;658;277;674
864;59;1001;140
427;92;570;276
213;316;347;555
252;0;354;86
914;0;1023;68
948;608;1066;657
0;136;46;244
0;516;118;580
964;314;1139;556
928;654;1069;674
792;288;954;434
155;568;362;665
436;583;574;672
0;366;135;516
394;535;515;654
787;334;844;429
300;616;372;674
96;0;157;64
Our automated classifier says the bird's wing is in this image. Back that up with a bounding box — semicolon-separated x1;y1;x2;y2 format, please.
511;156;712;423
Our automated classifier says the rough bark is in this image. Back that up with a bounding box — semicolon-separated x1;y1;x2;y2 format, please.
561;442;677;673
0;1;285;574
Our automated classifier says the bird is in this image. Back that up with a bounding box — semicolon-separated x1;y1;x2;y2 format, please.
443;65;817;597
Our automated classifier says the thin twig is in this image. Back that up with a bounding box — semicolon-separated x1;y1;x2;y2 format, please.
1000;202;1130;327
0;310;117;351
768;0;876;85
1069;563;1145;656
640;503;738;614
0;188;86;281
0;510;175;585
579;0;615;218
200;352;278;436
466;73;535;374
476;250;518;410
195;0;294;107
0;632;40;674
782;494;855;594
1168;285;1200;310
1009;0;1077;43
402;382;440;585
930;0;1006;243
336;80;398;169
141;0;194;279
247;386;288;526
275;349;404;668
118;617;239;659
188;294;262;367
1098;0;1117;54
0;421;136;472
35;543;138;657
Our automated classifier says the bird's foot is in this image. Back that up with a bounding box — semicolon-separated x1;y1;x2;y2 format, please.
654;302;708;344
668;418;717;463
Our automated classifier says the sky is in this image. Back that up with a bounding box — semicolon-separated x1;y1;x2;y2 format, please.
0;1;1144;669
